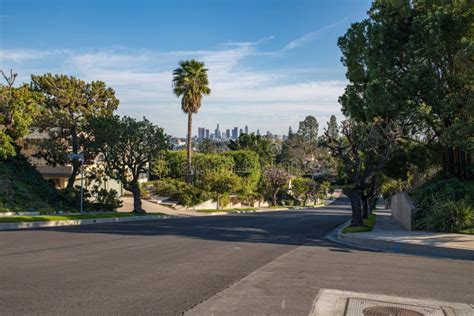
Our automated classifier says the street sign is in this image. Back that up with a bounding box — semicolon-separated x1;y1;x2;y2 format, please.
67;153;84;161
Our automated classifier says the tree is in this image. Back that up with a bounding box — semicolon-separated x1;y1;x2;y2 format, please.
338;0;474;179
228;133;274;166
172;60;211;183
89;116;169;213
0;70;41;159
297;115;319;160
327;115;338;140
264;166;291;206
31;74;119;188
324;119;398;226
201;170;241;210
291;177;315;206
198;139;219;153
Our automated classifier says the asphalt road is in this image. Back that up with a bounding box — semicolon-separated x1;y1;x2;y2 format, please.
0;199;472;315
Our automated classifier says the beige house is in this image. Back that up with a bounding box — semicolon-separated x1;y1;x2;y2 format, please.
20;131;123;195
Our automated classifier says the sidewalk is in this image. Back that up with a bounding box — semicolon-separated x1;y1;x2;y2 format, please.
335;210;474;260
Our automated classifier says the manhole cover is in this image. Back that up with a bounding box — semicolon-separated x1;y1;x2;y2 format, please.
345;298;445;316
363;306;424;316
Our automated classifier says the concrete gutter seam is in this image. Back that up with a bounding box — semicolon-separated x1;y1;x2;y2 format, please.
0;214;175;231
328;220;474;261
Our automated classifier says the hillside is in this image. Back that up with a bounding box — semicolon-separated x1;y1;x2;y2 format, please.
0;154;73;212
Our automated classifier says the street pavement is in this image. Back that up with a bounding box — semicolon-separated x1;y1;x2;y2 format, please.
0;199;472;315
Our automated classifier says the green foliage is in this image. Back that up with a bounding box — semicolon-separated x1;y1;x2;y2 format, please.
0;154;75;212
411;177;473;230
31;73;119;187
264;166;291;206
172;60;211;114
338;0;474;177
89;115;169;211
424;199;472;233
228;133;275;166
94;188;122;211
291;177;315;206
152;178;211;207
0;70;42;159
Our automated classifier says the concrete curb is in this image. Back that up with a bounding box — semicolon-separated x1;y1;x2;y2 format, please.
328;220;474;261
198;199;338;216
0;214;174;231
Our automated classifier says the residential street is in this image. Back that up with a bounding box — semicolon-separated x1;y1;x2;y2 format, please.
0;199;472;315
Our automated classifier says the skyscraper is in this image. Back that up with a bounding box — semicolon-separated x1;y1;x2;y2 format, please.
226;129;231;139
205;129;210;139
239;128;243;136
257;129;260;136
215;124;221;139
232;127;238;139
244;125;248;134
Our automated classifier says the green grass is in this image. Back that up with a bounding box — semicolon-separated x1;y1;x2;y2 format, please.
342;214;376;234
197;208;258;213
459;227;474;235
0;212;162;223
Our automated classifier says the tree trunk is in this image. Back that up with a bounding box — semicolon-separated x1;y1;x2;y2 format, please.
130;184;144;213
368;196;377;215
67;161;79;189
344;188;363;226
361;195;368;219
185;112;193;183
272;190;278;206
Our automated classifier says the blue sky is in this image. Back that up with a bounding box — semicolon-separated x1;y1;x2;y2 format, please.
0;0;372;137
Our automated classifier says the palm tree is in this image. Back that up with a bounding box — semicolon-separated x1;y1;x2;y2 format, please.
172;60;211;182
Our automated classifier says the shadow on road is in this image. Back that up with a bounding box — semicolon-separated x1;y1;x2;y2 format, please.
32;198;352;247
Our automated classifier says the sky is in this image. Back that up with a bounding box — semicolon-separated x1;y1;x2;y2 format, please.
0;0;372;137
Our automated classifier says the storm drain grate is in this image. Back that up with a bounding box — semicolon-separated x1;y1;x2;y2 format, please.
345;298;446;316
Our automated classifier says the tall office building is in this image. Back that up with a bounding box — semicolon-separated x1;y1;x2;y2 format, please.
226;129;231;139
256;129;260;136
215;124;221;139
232;127;238;139
239;128;243;136
205;129;210;139
244;125;248;134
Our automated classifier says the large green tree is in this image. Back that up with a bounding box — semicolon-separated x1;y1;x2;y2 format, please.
228;133;274;166
89;116;169;212
325;119;399;226
31;74;119;188
172;60;211;183
0;70;41;159
297;115;319;160
338;0;474;178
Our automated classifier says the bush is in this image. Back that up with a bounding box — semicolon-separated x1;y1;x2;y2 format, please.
411;177;473;230
424;199;473;233
94;189;122;211
152;178;211;207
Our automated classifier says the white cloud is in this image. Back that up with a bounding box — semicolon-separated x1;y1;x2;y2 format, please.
0;41;346;136
282;19;347;51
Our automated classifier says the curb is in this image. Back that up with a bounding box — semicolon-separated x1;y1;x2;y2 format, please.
0;214;174;231
198;199;338;216
328;220;474;261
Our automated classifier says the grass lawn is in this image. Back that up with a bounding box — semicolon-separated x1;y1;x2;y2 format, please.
197;208;258;213
459;227;474;235
342;214;376;233
0;212;162;223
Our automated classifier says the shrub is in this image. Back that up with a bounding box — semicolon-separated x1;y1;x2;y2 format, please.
424;199;473;233
152;178;211;207
94;189;122;211
411;177;473;230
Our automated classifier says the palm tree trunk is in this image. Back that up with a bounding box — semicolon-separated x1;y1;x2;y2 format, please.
186;112;193;183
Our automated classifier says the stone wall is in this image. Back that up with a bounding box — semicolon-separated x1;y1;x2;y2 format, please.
391;192;416;231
